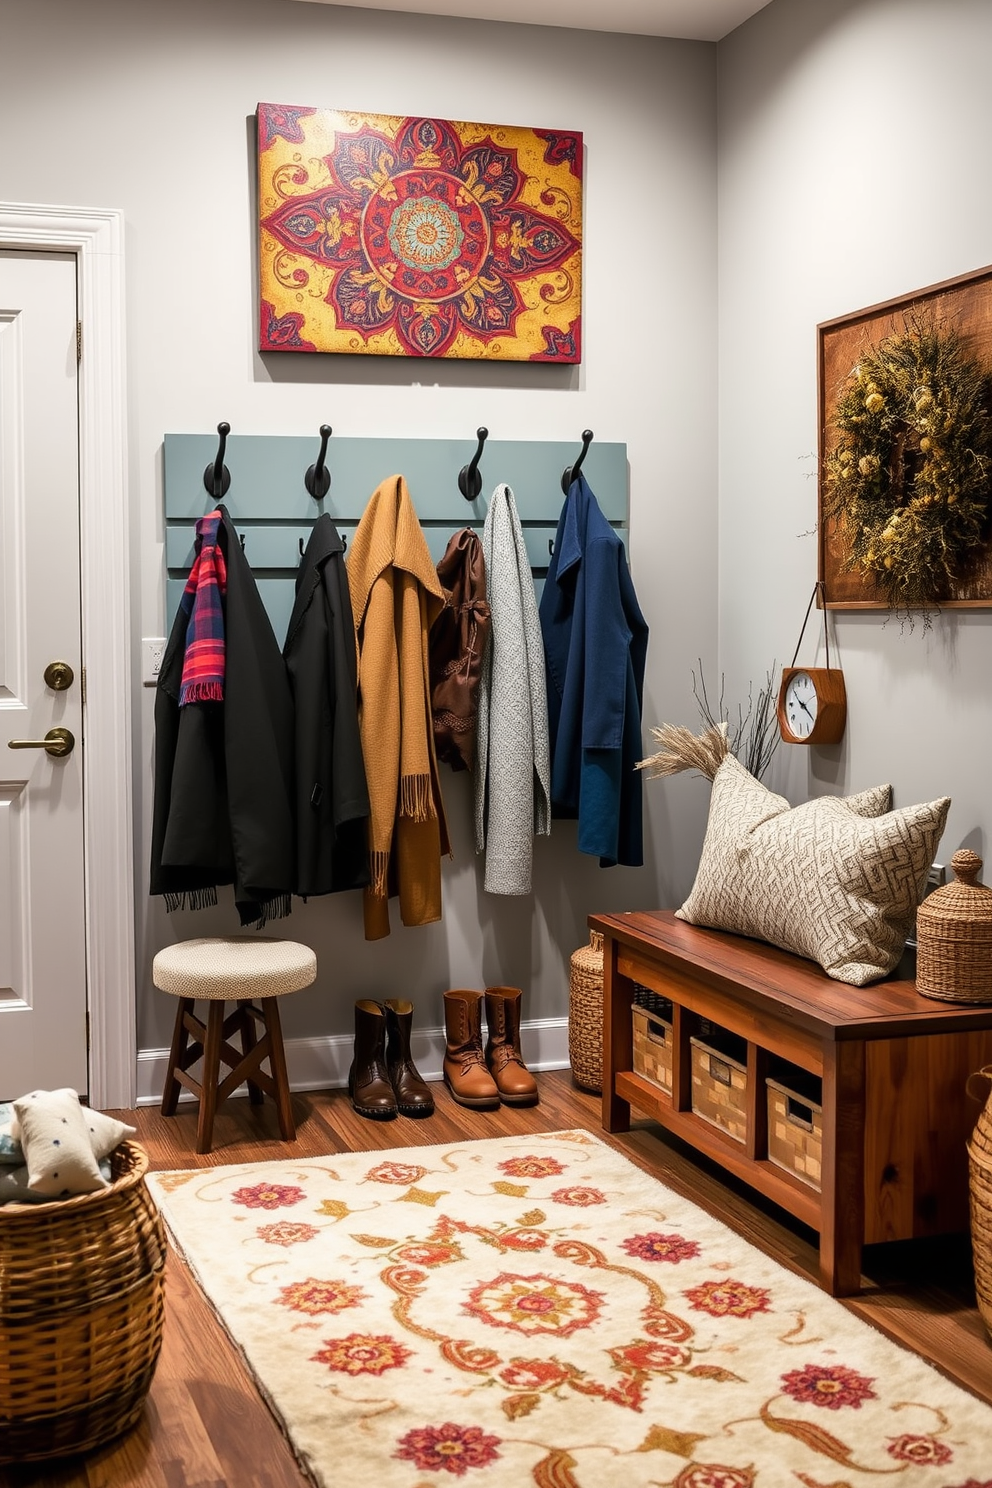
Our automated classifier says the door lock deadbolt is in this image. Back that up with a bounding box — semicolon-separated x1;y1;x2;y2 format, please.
44;660;74;691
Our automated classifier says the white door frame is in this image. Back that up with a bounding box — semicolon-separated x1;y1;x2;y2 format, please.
0;203;134;1110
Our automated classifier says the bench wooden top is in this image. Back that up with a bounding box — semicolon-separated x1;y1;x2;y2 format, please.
589;909;992;1041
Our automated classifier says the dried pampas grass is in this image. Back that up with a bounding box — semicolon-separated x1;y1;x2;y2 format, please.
636;721;730;783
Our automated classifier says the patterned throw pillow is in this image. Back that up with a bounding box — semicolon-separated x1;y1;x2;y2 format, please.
677;754;950;985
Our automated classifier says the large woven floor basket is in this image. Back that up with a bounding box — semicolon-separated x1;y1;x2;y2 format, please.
568;930;604;1093
0;1140;168;1463
968;1069;992;1344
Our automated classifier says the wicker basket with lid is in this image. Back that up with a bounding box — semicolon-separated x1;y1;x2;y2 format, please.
916;849;992;1004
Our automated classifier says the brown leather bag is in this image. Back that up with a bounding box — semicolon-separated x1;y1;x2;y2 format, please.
429;529;490;773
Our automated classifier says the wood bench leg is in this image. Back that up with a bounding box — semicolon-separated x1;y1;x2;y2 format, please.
746;1043;770;1162
162;997;195;1117
261;997;295;1141
196;1000;226;1155
602;935;632;1133
820;1039;866;1296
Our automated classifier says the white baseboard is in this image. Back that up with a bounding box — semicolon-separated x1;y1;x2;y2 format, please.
136;1015;570;1106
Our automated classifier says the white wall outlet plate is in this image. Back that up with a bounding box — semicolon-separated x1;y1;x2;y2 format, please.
907;862;947;951
142;637;166;686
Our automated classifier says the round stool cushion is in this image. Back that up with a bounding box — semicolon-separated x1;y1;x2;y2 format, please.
152;938;317;1000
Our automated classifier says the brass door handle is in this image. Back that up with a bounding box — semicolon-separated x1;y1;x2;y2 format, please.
7;727;75;758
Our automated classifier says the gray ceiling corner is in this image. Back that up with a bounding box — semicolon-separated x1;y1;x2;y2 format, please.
291;0;773;43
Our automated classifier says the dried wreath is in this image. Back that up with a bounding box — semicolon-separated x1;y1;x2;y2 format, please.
824;317;992;607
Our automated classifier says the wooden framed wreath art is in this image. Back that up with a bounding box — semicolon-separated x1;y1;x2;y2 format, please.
818;264;992;609
257;103;583;362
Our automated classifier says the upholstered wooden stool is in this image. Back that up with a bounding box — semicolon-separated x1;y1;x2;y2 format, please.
153;937;316;1154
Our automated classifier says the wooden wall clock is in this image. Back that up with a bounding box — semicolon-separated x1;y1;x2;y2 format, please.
776;666;847;745
777;582;847;746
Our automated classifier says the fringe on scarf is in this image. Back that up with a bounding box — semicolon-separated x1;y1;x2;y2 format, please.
400;772;435;823
177;681;224;705
370;848;390;900
163;887;218;913
238;893;293;929
636;721;729;783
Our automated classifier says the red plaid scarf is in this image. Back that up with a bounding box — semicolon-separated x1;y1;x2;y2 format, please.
179;509;227;705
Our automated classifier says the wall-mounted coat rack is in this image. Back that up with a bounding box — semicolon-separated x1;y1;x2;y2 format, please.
164;427;629;645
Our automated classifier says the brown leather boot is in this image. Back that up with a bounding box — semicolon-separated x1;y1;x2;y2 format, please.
384;999;434;1118
484;987;539;1106
348;1000;397;1120
443;990;499;1108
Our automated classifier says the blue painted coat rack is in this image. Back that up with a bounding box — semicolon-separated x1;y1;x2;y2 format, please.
163;425;629;646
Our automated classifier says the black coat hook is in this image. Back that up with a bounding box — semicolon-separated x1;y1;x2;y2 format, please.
457;426;489;501
304;424;332;499
561;429;593;495
203;422;231;500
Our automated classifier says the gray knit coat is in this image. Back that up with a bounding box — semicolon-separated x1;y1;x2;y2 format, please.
473;484;551;894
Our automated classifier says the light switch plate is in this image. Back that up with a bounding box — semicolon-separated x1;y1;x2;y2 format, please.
142;637;166;686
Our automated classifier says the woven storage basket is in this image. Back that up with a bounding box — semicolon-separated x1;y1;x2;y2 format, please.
963;1071;992;1351
969;1068;992;1343
917;849;992;1004
767;1067;823;1191
568;930;604;1093
690;1028;748;1144
632;1003;673;1094
0;1139;168;1463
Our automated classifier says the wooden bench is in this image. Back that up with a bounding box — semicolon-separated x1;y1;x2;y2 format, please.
592;909;992;1295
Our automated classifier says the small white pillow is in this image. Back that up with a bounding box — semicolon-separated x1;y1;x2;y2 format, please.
13;1088;108;1197
77;1104;136;1160
9;1090;135;1160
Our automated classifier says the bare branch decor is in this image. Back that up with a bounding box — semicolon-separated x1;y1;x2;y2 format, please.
691;661;781;781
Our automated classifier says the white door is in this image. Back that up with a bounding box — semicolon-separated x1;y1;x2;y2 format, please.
0;250;87;1098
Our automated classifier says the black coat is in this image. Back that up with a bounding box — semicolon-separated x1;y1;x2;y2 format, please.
150;506;296;925
283;515;370;896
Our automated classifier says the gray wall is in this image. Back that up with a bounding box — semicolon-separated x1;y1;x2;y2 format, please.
1;0;719;1058
717;0;992;835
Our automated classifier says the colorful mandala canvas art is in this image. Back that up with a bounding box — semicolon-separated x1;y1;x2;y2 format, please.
257;103;582;361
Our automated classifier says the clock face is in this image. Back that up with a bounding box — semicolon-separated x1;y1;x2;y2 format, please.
784;670;818;740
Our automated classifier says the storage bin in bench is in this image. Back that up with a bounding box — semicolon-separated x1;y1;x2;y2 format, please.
631;984;674;1095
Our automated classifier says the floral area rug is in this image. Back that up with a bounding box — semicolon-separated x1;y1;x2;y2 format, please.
147;1130;992;1488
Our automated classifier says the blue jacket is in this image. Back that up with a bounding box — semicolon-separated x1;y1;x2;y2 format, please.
539;474;648;867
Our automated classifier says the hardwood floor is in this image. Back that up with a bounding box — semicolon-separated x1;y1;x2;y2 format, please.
3;1071;992;1486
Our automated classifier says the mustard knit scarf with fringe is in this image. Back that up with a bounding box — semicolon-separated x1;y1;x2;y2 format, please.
347;475;450;939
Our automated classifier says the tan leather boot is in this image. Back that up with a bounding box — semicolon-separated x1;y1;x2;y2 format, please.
443;990;499;1108
484;987;539;1106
